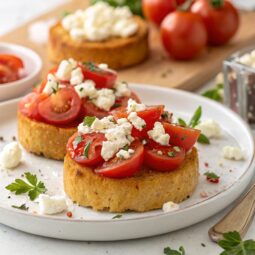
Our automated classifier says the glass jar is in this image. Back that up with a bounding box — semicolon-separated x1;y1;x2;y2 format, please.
224;45;255;127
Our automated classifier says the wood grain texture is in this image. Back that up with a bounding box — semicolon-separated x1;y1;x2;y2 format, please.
1;0;255;91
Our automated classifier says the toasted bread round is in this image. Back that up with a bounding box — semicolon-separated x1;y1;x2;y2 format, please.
48;16;149;69
64;147;199;212
18;111;76;160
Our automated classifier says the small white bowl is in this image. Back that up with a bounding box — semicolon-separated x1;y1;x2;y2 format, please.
0;42;42;101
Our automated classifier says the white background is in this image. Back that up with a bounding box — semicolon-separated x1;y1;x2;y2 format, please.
0;1;255;254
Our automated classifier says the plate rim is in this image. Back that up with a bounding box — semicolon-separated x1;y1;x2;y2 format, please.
0;83;254;224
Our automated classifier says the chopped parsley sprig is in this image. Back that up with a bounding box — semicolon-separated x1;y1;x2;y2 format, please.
202;83;224;102
164;246;185;255
204;171;220;183
6;172;47;201
178;106;210;144
12;204;29;211
218;231;255;255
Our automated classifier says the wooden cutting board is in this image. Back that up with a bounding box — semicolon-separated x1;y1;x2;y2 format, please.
1;0;255;91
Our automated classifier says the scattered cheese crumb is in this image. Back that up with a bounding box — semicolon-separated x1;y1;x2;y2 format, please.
222;146;244;161
162;201;180;213
38;194;68;215
43;74;59;95
70;67;84;85
0;142;22;169
74;80;97;98
116;148;134;159
147;122;170;146
128;112;146;131
195;119;221;138
114;81;131;97
127;99;146;113
92;88;115;111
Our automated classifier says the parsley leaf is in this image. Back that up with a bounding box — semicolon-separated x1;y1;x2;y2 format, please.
112;214;122;219
218;231;255;255
6;172;47;201
12;204;29;211
122;145;129;151
164;246;185;255
83;141;91;158
204;171;219;180
189;106;202;128
198;133;210;144
178;118;187;127
168;151;175;157
202;83;224;102
83;116;96;127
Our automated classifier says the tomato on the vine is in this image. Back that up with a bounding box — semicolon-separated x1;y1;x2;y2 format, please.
160;11;207;60
191;0;239;46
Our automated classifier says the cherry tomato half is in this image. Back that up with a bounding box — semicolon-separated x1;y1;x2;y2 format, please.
191;0;239;46
160;11;207;60
95;140;144;178
38;87;81;125
80;62;117;89
163;122;200;151
142;0;177;26
144;141;185;172
18;92;48;121
67;132;105;167
0;54;24;72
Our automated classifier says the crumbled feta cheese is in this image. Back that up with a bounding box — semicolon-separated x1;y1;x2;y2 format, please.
38;194;67;215
91;116;115;131
128;112;146;131
92;88;115;111
61;2;138;42
70;67;84;85
195;119;221;138
56;60;74;80
157;150;163;155
101;119;133;161
116;148;134;159
0;142;22;169
222;146;244;161
43;73;59;95
114;81;131;97
148;122;170;146
98;63;109;70
78;122;91;134
162;201;180;213
74;80;97;99
127;99;146;113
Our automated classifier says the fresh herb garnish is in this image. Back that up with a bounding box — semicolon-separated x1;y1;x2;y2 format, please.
52;82;59;94
202;83;223;102
90;0;143;16
83;116;96;127
168;151;175;157
164;246;185;255
6;172;47;201
204;171;220;183
178;106;210;144
12;204;29;211
198;133;210;144
83;141;91;158
218;231;255;255
83;61;97;72
113;103;121;109
112;214;122;219
122;145;129;151
73;135;83;149
211;0;224;8
189;106;202;128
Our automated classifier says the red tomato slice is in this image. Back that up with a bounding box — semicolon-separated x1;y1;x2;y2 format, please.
38;87;81;125
144;142;185;172
0;64;19;84
163;122;200;151
67;132;105;167
18;92;48;121
81;92;141;119
111;105;164;138
0;54;24;72
95;140;144;178
80;62;117;89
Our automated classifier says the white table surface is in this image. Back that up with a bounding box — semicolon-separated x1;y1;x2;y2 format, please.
0;1;255;254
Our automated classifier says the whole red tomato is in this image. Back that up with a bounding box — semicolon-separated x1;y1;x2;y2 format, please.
142;0;177;26
191;0;239;46
160;11;207;60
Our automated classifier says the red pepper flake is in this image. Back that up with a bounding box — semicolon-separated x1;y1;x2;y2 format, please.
204;162;209;167
66;211;73;218
204;171;220;184
200;191;208;198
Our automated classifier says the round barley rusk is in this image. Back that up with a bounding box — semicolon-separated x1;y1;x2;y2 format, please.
64;147;199;212
17;111;76;160
48;16;149;69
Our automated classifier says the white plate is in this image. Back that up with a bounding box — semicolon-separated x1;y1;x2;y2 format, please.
0;42;42;101
0;84;254;241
